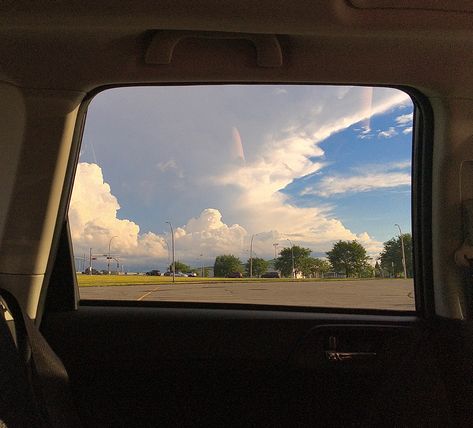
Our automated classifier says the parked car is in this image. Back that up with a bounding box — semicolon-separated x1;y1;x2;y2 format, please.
146;269;161;276
187;272;197;277
82;268;101;275
175;272;188;277
226;272;243;278
261;271;281;278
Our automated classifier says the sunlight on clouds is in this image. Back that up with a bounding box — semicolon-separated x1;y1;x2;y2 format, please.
312;89;408;143
216;134;325;203
70;164;250;265
73;86;413;266
70;162;384;263
69;163;168;263
176;209;247;259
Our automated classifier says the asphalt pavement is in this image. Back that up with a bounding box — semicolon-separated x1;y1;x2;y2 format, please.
79;278;415;311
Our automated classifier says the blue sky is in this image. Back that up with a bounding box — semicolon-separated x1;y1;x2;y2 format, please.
70;85;413;270
283;104;413;242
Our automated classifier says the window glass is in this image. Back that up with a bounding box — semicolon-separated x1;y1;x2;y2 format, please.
70;85;415;311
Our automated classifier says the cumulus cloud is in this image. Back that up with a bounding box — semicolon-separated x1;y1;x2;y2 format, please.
69;163;168;265
403;127;413;134
74;86;412;265
70;161;384;264
70;164;250;266
175;209;248;258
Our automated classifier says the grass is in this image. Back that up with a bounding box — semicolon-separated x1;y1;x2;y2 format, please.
76;274;388;287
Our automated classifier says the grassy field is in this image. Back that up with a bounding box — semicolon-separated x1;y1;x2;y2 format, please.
76;274;381;287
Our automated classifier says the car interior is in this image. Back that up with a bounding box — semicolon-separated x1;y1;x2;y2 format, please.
1;1;473;426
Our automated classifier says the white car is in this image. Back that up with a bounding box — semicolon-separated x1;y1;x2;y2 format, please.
174;272;188;277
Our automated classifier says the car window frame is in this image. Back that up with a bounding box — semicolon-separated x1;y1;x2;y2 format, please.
39;83;432;320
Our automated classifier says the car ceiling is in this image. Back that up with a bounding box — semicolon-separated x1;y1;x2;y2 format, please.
0;1;472;95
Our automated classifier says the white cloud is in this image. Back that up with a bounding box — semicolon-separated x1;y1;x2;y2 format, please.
377;127;398;138
357;125;374;140
74;86;412;265
175;209;248;259
69;163;168;265
304;172;410;197
395;113;413;126
301;161;411;197
70;164;250;267
70;162;384;265
393;160;411;168
403;126;413;134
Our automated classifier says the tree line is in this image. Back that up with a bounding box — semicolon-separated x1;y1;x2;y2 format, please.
212;233;413;279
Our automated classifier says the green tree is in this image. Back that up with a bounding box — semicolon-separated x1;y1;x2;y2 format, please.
214;254;243;277
275;246;312;277
326;240;370;277
296;257;332;278
379;233;413;278
374;260;383;278
169;261;191;273
245;257;270;277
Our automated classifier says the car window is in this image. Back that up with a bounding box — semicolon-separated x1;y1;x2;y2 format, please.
70;85;415;311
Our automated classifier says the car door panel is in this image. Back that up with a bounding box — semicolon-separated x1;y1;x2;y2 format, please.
42;305;450;427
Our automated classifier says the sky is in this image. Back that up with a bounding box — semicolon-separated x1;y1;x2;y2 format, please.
70;85;413;272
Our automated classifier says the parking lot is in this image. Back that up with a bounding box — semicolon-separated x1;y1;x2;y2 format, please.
79;278;415;311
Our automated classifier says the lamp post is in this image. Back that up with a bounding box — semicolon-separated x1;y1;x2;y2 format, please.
394;224;408;279
164;239;170;267
287;238;295;279
250;234;255;278
249;233;263;278
108;236;118;275
166;221;175;283
273;243;279;260
89;248;93;275
200;253;204;278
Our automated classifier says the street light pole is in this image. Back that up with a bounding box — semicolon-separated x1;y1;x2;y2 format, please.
273;243;279;260
250;234;255;278
395;224;408;279
249;233;263;278
166;221;175;283
164;239;170;267
287;238;295;279
108;236;118;275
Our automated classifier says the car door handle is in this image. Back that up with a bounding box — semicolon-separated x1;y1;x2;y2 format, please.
325;350;377;362
325;335;377;362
